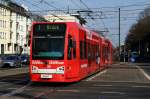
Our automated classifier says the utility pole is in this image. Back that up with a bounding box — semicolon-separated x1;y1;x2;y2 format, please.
119;8;121;62
124;43;126;63
67;0;70;14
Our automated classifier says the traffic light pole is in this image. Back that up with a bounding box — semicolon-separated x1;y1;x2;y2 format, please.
119;8;121;62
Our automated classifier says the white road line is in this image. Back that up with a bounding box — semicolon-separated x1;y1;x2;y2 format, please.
88;80;150;83
0;83;11;88
86;70;107;81
34;92;46;98
136;66;150;80
100;91;125;95
132;85;150;88
57;89;80;92
34;89;80;98
1;82;32;97
93;84;113;87
8;88;31;91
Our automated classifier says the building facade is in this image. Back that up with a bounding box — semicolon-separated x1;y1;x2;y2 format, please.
0;0;31;55
9;2;31;54
0;0;11;54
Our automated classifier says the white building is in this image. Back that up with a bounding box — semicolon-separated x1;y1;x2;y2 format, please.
0;0;11;54
10;7;31;54
0;0;31;55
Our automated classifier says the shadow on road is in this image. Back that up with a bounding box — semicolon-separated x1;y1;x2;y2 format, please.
0;72;79;88
0;73;29;85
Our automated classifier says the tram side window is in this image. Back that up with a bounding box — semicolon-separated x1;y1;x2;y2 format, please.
105;47;108;60
94;45;96;59
80;41;83;59
89;44;92;60
94;45;96;60
107;47;110;60
73;41;76;58
88;43;91;60
96;45;99;57
92;45;94;60
68;35;73;60
80;41;87;59
108;49;110;61
102;47;105;61
91;45;93;60
84;41;87;59
99;46;101;58
91;44;95;60
105;47;107;60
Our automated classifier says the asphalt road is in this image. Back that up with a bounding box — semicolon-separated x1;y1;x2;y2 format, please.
0;63;150;99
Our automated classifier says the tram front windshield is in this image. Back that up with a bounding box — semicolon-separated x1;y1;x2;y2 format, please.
32;24;66;60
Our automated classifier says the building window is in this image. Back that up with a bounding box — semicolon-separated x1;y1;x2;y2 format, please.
16;22;19;30
5;32;6;39
10;21;12;28
2;32;4;39
10;32;13;40
4;21;6;28
4;9;6;16
16;33;19;41
0;7;2;15
8;43;11;51
5;44;7;51
2;21;4;28
10;11;12;16
14;44;18;51
0;20;2;27
0;32;2;39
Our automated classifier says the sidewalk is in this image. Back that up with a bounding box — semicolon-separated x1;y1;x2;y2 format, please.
92;63;150;83
0;67;29;78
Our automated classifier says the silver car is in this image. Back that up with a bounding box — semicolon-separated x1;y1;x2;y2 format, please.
1;55;21;68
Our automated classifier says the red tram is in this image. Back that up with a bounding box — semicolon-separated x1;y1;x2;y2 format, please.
29;22;112;82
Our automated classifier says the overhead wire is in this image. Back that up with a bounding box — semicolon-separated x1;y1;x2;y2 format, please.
12;0;150;33
79;0;109;33
20;0;68;21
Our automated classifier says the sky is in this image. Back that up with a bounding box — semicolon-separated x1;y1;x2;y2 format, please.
15;0;150;47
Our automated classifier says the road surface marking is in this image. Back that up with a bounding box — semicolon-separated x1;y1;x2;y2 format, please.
93;84;113;87
1;82;32;97
34;89;55;98
0;83;12;88
132;85;150;88
88;80;150;84
8;88;31;91
86;70;107;81
136;66;150;80
34;89;80;98
57;89;80;92
100;91;125;95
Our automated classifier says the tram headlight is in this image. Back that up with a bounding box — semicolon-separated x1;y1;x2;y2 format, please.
56;66;65;74
32;66;38;73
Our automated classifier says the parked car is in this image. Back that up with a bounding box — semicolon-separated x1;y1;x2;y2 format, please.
130;51;139;63
21;54;29;65
1;55;21;68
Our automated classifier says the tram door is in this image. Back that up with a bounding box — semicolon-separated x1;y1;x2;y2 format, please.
66;29;78;78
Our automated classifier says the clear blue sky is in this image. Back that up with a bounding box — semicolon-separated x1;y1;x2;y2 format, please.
15;0;150;47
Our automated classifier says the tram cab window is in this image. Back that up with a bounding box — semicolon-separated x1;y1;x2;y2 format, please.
68;35;76;60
